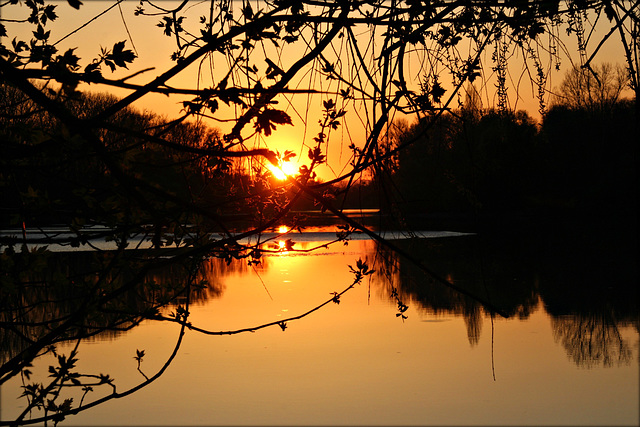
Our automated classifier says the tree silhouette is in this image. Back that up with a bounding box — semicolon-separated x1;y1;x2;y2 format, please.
554;62;629;111
1;0;638;424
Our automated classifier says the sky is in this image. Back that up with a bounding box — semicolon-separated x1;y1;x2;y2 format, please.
2;0;632;181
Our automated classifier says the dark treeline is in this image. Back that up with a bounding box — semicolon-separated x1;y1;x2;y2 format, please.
0;85;251;230
3;83;636;233
384;98;637;229
0;84;344;233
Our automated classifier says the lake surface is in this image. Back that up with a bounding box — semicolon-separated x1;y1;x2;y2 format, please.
1;224;638;426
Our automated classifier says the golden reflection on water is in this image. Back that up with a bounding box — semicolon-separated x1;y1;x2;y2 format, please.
1;239;638;426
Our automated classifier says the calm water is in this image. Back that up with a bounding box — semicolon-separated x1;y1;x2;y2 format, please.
1;227;638;425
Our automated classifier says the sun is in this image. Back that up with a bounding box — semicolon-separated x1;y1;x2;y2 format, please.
267;160;298;180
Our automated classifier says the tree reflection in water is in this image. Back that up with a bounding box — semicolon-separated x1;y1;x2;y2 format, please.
0;240;375;425
0;244;261;425
373;234;539;346
372;229;638;365
0;247;193;424
551;314;635;368
1;223;637;423
0;250;229;368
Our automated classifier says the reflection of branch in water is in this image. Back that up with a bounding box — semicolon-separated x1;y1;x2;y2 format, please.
490;314;496;381
0;250;235;372
152;259;372;336
3;259;373;425
250;264;273;301
551;312;633;368
372;247;410;321
290;178;511;319
8;272;195;427
135;349;149;380
372;245;485;345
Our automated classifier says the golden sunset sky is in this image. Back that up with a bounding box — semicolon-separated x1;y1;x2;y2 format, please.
2;0;631;180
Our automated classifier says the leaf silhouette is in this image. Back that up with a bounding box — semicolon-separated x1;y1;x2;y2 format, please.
67;0;82;9
107;41;136;69
254;108;292;136
283;239;295;251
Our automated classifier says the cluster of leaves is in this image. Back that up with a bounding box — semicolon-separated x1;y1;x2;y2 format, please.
348;258;375;284
410;76;447;112
1;2;135;99
390;288;409;321
87;41;137;76
335;223;355;243
18;348;116;425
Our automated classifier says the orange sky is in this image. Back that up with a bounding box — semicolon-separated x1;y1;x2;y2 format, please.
2;1;632;181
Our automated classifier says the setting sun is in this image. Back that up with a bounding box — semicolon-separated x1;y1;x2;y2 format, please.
278;225;289;234
267;160;298;180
